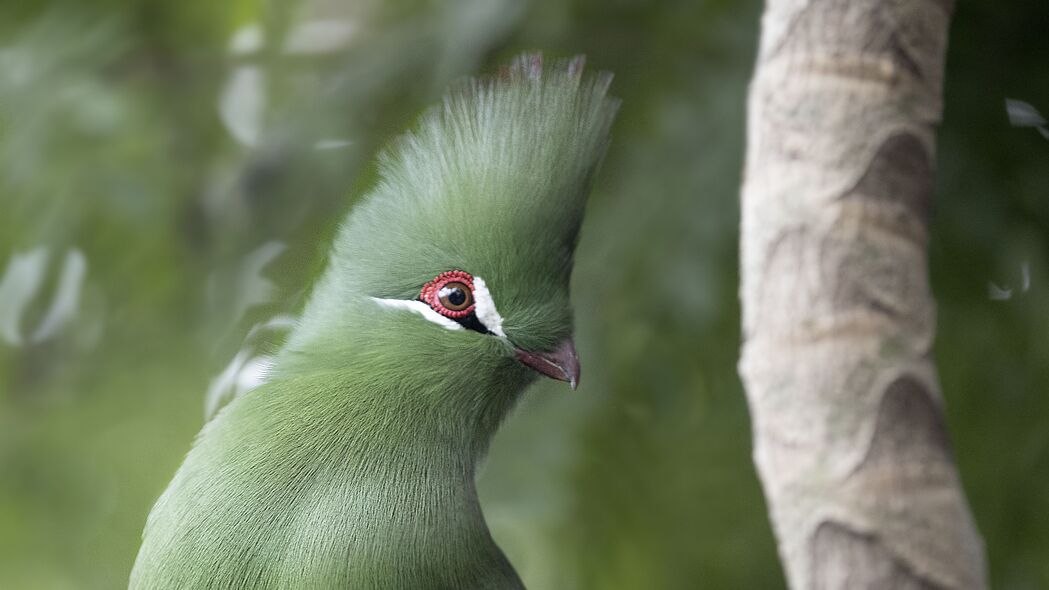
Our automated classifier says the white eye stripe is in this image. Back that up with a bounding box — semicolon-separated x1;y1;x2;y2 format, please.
471;277;506;337
371;274;507;338
370;298;463;331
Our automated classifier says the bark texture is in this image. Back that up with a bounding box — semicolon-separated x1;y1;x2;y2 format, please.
738;0;987;588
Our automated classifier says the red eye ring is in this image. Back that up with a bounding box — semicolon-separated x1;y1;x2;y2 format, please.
420;270;476;318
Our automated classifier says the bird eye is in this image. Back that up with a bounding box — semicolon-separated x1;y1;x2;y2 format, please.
438;282;473;311
420;270;477;319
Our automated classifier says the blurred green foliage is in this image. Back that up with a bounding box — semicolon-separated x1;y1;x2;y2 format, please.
1;0;1047;588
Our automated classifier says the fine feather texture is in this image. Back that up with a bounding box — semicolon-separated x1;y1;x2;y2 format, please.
131;54;618;590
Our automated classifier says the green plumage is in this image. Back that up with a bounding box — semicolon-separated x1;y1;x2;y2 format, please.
130;54;618;589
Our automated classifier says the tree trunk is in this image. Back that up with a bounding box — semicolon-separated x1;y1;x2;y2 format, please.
738;0;987;588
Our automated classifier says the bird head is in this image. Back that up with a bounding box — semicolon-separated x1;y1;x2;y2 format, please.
284;54;618;416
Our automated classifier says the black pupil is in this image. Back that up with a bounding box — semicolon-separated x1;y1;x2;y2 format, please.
447;288;466;306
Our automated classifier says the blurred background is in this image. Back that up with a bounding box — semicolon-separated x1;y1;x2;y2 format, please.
1;0;1047;588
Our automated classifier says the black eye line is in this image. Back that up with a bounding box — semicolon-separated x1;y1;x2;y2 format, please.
454;312;492;335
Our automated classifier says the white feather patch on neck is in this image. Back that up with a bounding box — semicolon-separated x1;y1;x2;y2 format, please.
471;276;506;337
370;297;463;331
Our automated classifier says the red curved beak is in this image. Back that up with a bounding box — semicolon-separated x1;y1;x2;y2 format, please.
514;338;580;390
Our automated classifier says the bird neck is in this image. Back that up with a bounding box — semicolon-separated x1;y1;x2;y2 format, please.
133;364;528;589
189;312;537;586
247;367;512;525
208;361;528;587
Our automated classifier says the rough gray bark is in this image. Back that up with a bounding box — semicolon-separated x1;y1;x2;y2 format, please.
738;0;988;588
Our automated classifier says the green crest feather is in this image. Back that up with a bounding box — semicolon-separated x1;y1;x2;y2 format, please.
292;53;619;354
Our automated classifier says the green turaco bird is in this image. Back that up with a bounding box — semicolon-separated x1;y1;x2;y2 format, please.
130;54;618;589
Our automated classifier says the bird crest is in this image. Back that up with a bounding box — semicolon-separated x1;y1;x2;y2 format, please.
293;53;619;352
